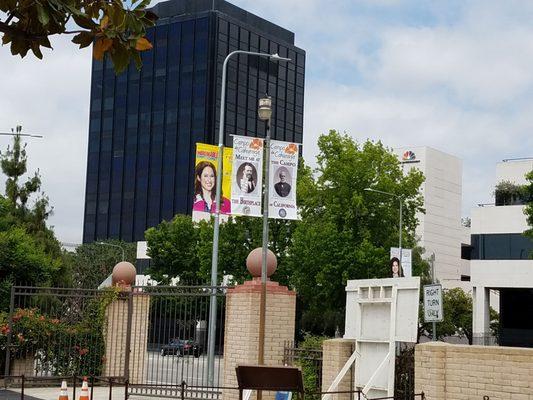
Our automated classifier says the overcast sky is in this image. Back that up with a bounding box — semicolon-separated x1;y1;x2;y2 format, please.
1;0;533;244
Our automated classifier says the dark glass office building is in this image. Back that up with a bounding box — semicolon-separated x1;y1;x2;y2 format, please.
83;0;305;243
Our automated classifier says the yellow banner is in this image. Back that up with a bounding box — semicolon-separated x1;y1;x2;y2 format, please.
193;143;232;220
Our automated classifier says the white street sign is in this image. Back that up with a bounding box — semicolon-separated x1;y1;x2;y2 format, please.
423;284;443;322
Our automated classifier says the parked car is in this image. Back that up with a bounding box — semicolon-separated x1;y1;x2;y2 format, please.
160;339;203;357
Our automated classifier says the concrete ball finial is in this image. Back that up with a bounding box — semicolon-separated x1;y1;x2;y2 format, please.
111;261;137;287
246;248;277;278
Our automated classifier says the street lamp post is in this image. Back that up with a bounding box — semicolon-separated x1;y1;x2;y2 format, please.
257;95;272;367
207;51;290;386
0;124;43;138
97;241;125;261
364;188;403;262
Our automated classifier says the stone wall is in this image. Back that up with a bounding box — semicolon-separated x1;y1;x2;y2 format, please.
321;339;355;400
415;342;533;400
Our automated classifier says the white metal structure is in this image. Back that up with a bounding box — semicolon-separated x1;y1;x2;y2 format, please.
323;277;420;400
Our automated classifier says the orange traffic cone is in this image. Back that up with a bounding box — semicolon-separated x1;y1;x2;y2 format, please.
59;380;69;400
78;377;89;400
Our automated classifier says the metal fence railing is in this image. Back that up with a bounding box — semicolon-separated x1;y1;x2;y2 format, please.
0;376;426;400
1;284;229;399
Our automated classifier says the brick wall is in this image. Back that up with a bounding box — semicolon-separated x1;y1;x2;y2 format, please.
321;339;355;400
415;342;533;400
103;293;150;382
222;279;296;400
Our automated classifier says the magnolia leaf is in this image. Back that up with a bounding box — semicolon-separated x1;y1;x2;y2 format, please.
111;5;126;28
100;15;110;30
31;43;44;60
72;14;95;30
135;37;152;51
93;37;113;60
72;31;94;49
36;3;50;26
132;51;142;70
39;36;52;49
110;43;129;74
2;33;12;45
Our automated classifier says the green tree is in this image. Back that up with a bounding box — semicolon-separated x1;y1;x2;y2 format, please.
0;129;61;258
0;131;67;309
145;215;200;282
0;0;157;73
0;226;61;311
421;288;499;344
65;240;136;288
285;130;426;335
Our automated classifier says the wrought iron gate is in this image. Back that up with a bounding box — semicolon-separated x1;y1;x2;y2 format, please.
2;284;228;399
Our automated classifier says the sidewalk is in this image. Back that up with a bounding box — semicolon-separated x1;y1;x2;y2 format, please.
1;387;166;400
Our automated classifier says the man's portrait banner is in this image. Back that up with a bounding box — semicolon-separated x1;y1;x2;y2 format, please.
268;140;299;220
231;135;264;217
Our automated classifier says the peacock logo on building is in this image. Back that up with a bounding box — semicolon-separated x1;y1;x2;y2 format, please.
402;150;416;161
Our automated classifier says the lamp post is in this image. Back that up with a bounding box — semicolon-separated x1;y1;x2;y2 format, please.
97;241;125;261
0;125;43;138
257;95;272;368
364;188;403;263
207;50;290;386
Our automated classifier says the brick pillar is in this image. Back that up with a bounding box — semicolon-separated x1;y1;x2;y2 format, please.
128;293;150;384
103;296;129;377
321;339;355;400
414;342;446;400
103;292;150;382
222;278;296;400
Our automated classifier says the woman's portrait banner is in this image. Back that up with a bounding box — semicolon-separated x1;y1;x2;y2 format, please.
192;143;233;222
231;136;264;217
269;140;299;220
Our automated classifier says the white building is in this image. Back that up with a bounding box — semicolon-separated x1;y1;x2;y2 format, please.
471;158;533;347
394;146;463;288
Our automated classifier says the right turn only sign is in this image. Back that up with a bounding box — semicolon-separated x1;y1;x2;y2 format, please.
423;284;443;322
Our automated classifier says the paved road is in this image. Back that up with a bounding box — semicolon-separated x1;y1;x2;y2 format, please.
142;352;224;386
2;353;224;400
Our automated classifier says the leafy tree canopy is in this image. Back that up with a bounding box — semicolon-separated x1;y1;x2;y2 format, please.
64;239;136;288
284;130;426;325
0;130;61;258
0;0;157;73
420;287;498;344
145;214;296;284
0;130;67;310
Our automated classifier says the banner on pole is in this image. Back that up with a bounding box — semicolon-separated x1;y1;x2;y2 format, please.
231;136;264;217
192;143;232;222
268;140;299;220
390;247;412;277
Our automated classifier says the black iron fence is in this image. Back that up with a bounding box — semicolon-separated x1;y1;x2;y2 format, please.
1;284;228;399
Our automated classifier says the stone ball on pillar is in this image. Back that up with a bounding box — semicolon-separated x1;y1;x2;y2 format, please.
111;261;137;287
246;248;277;279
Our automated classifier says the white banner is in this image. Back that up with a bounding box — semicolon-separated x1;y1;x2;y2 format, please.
268;140;299;220
390;247;412;277
231;136;264;217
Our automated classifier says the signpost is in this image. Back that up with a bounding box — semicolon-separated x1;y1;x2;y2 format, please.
423;284;443;324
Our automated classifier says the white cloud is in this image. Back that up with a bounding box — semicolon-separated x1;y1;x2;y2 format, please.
0;35;91;244
2;0;533;244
